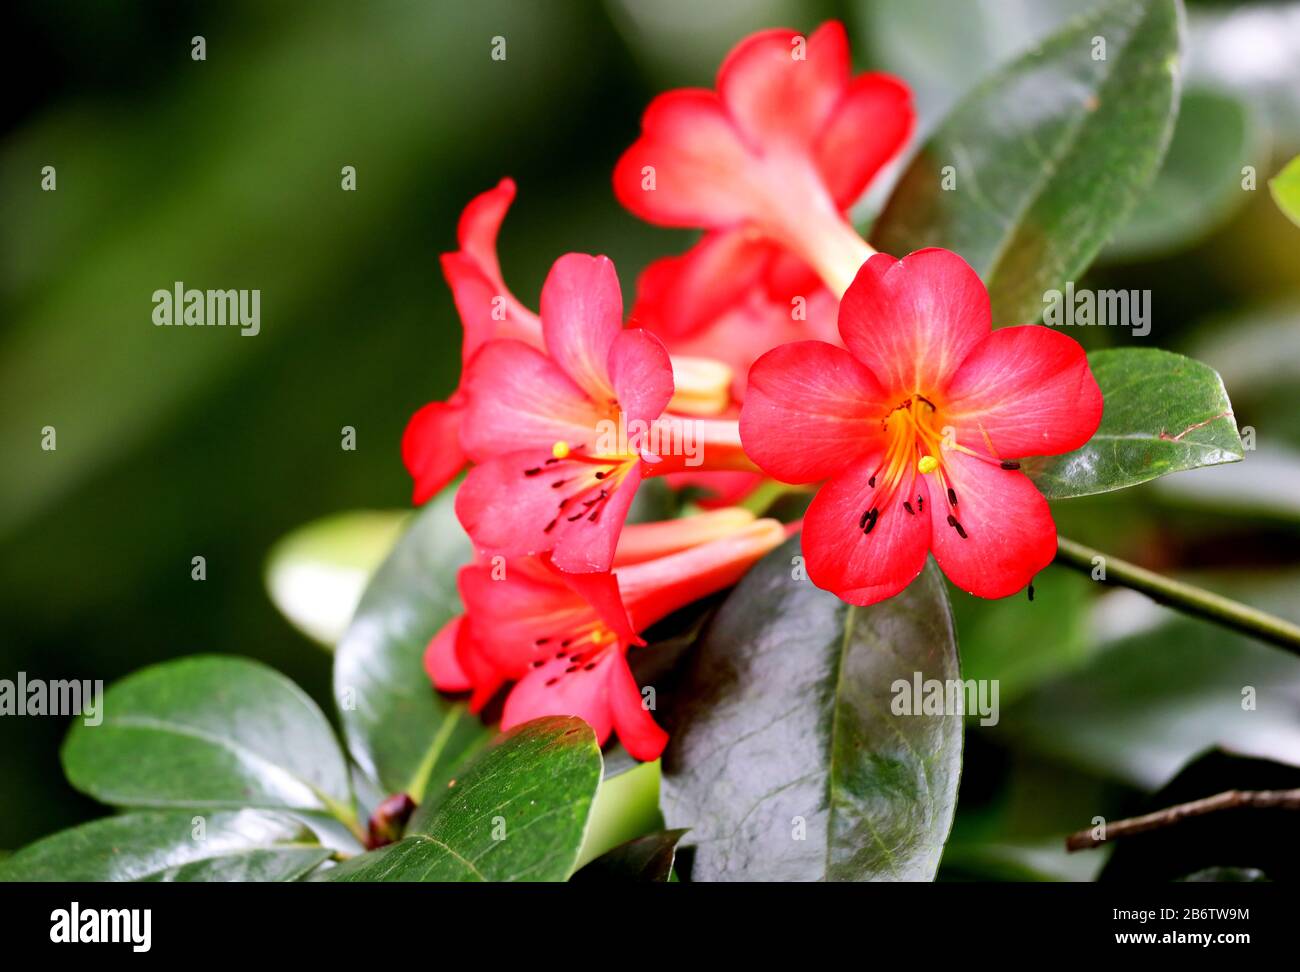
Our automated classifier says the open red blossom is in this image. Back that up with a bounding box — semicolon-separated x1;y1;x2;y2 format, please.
456;252;753;574
740;248;1103;605
402;179;543;503
425;513;788;760
614;20;913;296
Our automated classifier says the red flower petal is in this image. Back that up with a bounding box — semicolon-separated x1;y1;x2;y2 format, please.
423;615;471;692
540;254;625;402
802;457;931;605
459;340;603;461
717;22;849;151
631;229;770;340
401;398;467;504
741;340;887;483
607;329;675;428
816;72;914;208
606;650;668;761
839;249;991;397
501;651;617;746
928;451;1056;599
613;89;756;228
942;325;1104;458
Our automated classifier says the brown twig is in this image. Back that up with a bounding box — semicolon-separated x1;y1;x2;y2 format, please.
1066;788;1300;852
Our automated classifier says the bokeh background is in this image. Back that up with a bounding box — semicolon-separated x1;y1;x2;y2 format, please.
3;0;1299;877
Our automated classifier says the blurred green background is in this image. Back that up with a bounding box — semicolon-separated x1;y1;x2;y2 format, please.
3;0;1299;877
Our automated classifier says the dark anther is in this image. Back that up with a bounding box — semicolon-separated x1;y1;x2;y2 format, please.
862;508;879;535
594;471;607;480
917;494;924;512
535;637;549;645
947;487;957;506
544;457;561;466
868;475;877;488
555;651;567;659
543;518;558;534
859;509;870;530
1000;460;1021;470
565;665;578;673
551;478;569;489
524;466;543;477
529;660;544;668
567;511;585;521
584;663;596;671
917;395;936;410
560;639;572;647
545;677;559;686
946;514;968;539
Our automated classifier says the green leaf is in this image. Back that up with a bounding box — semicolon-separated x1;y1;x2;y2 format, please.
1269;153;1300;227
264;509;409;649
571;829;687;883
0;809;329;882
62;656;352;817
1023;348;1243;498
658;537;962;881
327;717;602;882
872;0;1182;324
332;487;489;801
1107;88;1257;259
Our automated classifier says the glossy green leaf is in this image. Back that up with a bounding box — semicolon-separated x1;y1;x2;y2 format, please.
327;717;602;882
1107;88;1257;258
332;487;489;801
1269;153;1300;227
1023;348;1243;498
0;809;329;882
62;656;352;816
872;0;1182;324
659;538;962;881
571;829;687;883
264;509;409;649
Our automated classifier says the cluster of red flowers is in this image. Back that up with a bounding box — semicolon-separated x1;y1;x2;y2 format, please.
404;22;1103;760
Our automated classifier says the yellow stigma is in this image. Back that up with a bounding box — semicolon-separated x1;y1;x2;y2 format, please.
551;440;571;459
917;454;939;474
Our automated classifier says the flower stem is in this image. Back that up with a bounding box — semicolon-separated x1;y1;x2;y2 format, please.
1054;536;1300;655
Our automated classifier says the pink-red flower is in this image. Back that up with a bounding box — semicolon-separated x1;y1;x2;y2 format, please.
455;252;753;574
614;21;913;296
740;248;1103;605
425;511;788;760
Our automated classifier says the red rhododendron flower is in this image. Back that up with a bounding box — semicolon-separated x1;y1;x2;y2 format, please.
403;181;735;504
740;248;1103;605
614;21;912;296
425;512;788;760
455;252;753;574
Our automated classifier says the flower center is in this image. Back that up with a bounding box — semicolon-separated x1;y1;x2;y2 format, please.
522;442;638;534
528;621;619;685
854;395;1021;541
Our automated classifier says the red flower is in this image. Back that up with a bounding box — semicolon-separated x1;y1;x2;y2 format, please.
740;248;1103;605
614;21;912;296
403;181;735;504
455;252;754;574
425;512;789;760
